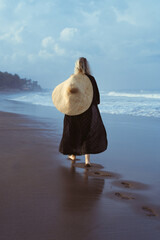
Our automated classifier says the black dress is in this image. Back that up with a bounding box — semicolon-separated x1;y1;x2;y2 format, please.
59;74;108;155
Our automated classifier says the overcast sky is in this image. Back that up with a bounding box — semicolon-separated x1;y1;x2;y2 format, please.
0;0;160;91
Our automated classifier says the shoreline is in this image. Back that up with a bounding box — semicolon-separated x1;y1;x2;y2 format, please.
0;103;160;239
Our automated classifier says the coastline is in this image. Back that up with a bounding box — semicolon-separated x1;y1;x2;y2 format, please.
0;100;160;239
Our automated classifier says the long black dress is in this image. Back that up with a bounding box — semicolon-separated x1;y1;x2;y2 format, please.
59;74;108;155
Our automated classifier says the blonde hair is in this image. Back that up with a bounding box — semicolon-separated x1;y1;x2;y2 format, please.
74;57;91;75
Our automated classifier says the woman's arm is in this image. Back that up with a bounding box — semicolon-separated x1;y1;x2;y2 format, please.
89;75;100;105
93;77;100;105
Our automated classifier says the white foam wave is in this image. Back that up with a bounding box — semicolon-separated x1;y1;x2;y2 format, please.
10;92;53;107
8;90;160;119
102;91;160;99
99;103;160;118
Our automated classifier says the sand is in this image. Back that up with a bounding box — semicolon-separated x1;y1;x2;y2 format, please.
0;100;160;240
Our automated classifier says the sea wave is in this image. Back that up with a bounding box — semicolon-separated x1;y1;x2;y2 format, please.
102;91;160;99
99;102;160;118
9;92;53;107
6;90;160;119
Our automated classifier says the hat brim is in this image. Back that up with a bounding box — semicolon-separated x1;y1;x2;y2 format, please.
52;73;93;116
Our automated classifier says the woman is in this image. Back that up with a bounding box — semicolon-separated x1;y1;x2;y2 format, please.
59;57;108;167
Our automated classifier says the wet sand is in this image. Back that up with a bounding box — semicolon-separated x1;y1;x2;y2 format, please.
0;105;160;240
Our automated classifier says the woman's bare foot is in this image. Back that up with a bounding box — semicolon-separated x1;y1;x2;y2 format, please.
85;154;91;167
85;163;91;168
68;155;76;160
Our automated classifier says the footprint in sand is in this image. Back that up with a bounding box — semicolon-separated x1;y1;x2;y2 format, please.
73;162;104;170
85;170;121;179
142;206;157;217
121;181;131;188
112;180;149;191
87;171;113;178
115;192;135;200
94;171;112;177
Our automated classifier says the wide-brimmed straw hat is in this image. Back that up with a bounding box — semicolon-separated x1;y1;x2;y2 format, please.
52;73;93;116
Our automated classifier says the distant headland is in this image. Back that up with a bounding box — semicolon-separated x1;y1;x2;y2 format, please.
0;71;42;91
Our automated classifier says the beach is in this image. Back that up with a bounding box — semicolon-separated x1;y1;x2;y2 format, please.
0;97;160;240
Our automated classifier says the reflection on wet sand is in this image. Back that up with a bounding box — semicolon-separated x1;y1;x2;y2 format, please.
60;163;105;212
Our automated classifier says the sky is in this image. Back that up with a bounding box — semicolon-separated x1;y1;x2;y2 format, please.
0;0;160;91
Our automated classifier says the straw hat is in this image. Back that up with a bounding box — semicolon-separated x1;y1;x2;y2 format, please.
52;73;93;116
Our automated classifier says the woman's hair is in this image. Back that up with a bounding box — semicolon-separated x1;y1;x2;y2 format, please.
74;57;91;75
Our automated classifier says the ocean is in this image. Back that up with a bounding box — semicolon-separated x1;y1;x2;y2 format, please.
1;89;160;119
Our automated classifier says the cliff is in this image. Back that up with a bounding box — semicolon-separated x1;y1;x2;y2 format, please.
0;71;42;91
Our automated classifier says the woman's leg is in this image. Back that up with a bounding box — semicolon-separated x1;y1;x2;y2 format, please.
85;154;91;167
68;155;76;160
